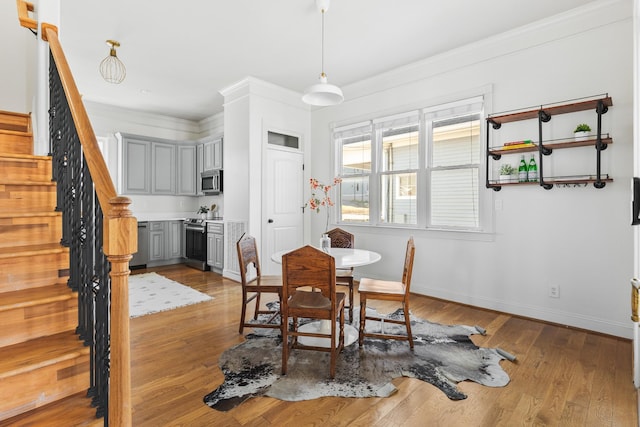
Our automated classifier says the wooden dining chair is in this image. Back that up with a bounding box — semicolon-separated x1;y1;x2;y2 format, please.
327;227;355;322
237;234;282;334
358;237;415;349
281;245;346;378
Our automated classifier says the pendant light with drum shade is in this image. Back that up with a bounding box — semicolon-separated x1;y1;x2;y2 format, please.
302;0;344;106
99;39;126;84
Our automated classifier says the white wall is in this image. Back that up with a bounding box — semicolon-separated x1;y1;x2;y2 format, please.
309;0;634;337
1;1;36;114
220;77;311;263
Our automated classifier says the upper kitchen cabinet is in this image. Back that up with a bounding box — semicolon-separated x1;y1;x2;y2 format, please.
177;144;197;195
203;137;223;171
121;136;151;194
151;141;176;194
117;132;198;196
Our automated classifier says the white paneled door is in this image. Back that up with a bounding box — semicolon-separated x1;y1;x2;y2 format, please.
263;147;304;275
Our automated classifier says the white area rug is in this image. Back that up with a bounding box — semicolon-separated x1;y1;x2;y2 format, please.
129;272;213;318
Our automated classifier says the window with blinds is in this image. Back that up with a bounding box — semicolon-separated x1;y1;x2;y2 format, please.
335;96;484;231
335;123;372;223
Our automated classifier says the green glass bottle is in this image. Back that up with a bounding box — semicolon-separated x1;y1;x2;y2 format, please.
518;155;528;182
527;155;538;182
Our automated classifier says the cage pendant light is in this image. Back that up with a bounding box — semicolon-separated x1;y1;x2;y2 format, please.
302;0;344;106
100;40;126;84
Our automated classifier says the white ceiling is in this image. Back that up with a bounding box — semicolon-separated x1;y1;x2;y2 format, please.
59;0;595;122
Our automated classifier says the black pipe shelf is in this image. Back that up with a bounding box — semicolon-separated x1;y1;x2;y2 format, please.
485;94;613;191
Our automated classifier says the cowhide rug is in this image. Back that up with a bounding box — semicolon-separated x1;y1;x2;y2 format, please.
203;307;512;412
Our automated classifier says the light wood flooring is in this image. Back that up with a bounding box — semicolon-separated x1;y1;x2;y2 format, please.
6;263;638;426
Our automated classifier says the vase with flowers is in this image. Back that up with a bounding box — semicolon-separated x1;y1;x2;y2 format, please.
307;177;342;249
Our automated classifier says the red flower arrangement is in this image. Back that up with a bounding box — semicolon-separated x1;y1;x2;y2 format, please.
307;177;342;233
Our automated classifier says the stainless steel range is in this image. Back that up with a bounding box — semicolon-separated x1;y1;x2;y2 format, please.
184;218;209;271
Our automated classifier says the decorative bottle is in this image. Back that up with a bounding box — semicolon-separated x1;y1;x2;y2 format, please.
518;155;528;182
527;155;538;182
320;233;331;250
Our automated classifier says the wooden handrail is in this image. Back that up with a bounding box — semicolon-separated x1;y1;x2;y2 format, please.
44;25;135;427
16;0;36;30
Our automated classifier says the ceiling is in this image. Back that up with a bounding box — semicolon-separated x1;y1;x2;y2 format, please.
59;0;595;122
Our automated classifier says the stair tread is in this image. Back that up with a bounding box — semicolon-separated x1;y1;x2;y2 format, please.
0;153;50;161
0;331;89;380
0;283;73;312
0;211;61;219
0;129;32;137
0;242;67;259
0;391;102;427
0;180;55;186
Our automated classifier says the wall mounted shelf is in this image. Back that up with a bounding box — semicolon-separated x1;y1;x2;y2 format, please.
485;94;613;191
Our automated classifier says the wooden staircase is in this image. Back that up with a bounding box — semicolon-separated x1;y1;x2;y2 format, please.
0;110;99;425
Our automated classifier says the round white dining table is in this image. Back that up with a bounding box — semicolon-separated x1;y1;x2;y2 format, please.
270;247;381;269
271;246;382;348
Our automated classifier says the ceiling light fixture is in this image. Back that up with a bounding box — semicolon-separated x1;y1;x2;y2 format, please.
302;0;344;106
99;39;126;84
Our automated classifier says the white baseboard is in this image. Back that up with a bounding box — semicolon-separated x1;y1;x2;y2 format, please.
412;285;632;339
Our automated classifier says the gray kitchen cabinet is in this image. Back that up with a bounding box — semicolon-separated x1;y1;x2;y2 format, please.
212;233;224;272
177;144;197;195
149;222;166;262
119;133;220;196
203;137;223;171
167;220;183;259
148;220;183;266
151;142;176;194
122;137;151;194
196;143;204;195
207;222;224;273
181;221;187;258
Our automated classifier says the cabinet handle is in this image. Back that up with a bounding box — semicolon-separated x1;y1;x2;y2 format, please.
268;219;274;223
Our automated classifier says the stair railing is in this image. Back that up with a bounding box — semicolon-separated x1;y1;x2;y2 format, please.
19;13;135;426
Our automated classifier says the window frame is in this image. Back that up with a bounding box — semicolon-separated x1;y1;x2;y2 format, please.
334;92;493;237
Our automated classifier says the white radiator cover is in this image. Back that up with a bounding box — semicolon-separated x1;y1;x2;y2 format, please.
223;220;247;280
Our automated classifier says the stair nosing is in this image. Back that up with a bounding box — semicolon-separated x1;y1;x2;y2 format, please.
0;180;55;186
0;283;75;312
0;153;51;161
0;211;61;219
0;129;33;137
0;243;67;259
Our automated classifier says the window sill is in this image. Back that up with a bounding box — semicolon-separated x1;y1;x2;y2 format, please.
335;222;495;242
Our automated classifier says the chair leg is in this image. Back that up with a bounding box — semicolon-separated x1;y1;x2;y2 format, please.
253;292;261;320
404;302;414;349
282;315;289;375
359;297;367;347
348;280;354;324
330;317;336;379
239;291;248;334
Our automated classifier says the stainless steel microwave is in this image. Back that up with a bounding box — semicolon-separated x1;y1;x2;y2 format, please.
201;169;223;194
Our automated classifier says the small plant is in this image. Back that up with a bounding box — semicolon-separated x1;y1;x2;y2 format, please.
499;164;516;175
574;123;591;133
197;205;209;214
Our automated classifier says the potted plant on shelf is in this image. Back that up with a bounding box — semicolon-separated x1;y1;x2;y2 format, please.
499;164;516;183
574;123;591;141
197;205;209;219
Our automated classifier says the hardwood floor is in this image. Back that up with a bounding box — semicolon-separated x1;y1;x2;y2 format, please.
5;263;638;426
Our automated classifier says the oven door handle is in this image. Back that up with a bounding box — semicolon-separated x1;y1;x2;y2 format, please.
186;226;206;233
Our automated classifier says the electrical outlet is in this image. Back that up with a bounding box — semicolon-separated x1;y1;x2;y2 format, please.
549;284;560;298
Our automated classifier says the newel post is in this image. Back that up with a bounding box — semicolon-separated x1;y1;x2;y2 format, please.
104;196;137;427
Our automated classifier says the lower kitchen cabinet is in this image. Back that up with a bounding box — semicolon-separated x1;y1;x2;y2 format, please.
148;220;184;267
207;222;224;273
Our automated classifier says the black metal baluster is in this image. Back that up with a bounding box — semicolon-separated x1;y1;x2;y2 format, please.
49;47;110;424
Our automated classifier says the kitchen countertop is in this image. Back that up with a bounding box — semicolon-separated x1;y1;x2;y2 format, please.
133;213;224;223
